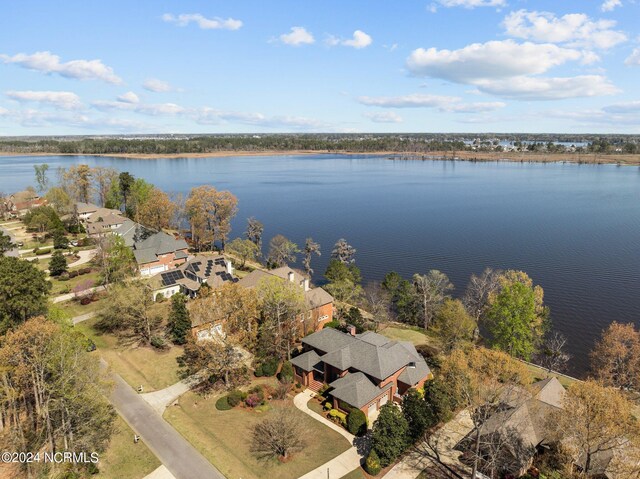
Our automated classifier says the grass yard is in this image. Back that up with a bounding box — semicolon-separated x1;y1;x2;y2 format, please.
57;296;105;318
340;468;366;479
49;269;101;295
74;316;183;392
96;415;160;479
379;324;441;349
164;390;352;479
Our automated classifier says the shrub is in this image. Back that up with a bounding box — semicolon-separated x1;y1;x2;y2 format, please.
248;385;265;401
227;389;246;407
80;297;92;305
328;409;347;426
155;293;165;302
35;248;50;256
215;396;232;411
80;267;91;275
365;450;382;476
150;336;167;349
260;358;279;377
246;394;262;408
279;361;294;382
323;320;340;329
323;402;332;411
68;270;78;278
254;364;264;377
347;409;367;436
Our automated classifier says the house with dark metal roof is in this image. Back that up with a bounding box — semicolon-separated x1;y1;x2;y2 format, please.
291;327;433;419
148;255;239;301
238;266;334;333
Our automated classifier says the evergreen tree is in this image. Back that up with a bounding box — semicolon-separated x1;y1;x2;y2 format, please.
49;250;68;277
370;403;409;466
402;388;433;441
168;293;191;344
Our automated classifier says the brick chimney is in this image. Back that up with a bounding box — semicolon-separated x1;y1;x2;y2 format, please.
347;325;356;337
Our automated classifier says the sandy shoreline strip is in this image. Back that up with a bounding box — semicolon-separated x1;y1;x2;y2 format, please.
0;150;639;165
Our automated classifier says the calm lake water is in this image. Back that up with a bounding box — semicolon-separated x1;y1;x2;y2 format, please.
2;154;639;375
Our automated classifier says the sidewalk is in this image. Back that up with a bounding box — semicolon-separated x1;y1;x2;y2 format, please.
293;390;363;479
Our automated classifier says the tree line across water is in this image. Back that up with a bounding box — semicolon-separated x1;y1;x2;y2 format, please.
1;133;639;155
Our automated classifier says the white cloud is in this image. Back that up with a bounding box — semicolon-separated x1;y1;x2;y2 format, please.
359;93;459;108
601;0;622;12
279;27;315;46
437;0;506;8
446;102;507;113
474;75;619;100
117;91;139;104
625;48;640;65
358;93;506;112
0;107;152;131
92;99;185;116
363;111;403;123
405;40;618;100
0;51;121;84
143;78;172;92
327;30;373;49
503;10;627;50
407;40;584;82
162;13;242;30
5;90;83;110
602;101;640;113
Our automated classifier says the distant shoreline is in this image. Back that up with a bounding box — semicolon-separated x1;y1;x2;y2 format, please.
1;150;639;165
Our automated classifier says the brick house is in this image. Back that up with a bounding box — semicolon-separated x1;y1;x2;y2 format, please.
113;219;189;276
291;327;432;420
238;266;334;334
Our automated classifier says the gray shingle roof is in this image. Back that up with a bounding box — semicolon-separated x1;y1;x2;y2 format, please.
329;372;392;409
304;329;429;381
302;328;357;354
132;231;189;265
290;350;321;372
398;361;432;386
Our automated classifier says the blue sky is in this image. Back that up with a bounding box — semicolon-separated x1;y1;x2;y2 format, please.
1;0;639;135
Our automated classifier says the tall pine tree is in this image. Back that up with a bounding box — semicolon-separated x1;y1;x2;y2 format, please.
168;293;191;344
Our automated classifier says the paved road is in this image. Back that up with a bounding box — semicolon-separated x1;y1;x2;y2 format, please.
109;372;225;479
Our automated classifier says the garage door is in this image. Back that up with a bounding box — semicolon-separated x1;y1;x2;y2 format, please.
379;394;389;407
149;265;166;275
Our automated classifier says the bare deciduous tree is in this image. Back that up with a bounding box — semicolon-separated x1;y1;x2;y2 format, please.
331;238;356;264
302;237;321;277
251;408;307;460
462;267;502;322
535;331;571;374
413;270;453;329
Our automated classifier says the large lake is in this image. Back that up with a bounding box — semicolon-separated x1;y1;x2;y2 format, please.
2;154;639;375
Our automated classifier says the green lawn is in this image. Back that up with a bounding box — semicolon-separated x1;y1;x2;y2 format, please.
379;324;441;349
340;468;366;479
49;270;101;296
164;390;352;479
74;316;183;392
96;415;160;479
57;297;105;318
